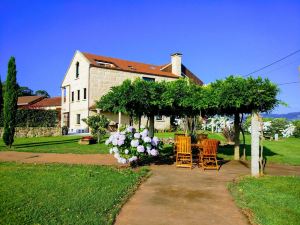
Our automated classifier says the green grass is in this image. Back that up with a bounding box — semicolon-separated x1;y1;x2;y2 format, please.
216;134;300;165
0;162;149;225
0;135;109;154
1;132;300;165
157;132;300;165
229;176;300;225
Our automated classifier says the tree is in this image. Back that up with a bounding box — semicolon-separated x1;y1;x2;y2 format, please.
35;90;50;98
17;86;34;96
210;76;280;160
0;76;3;113
3;57;18;148
97;79;135;125
97;79;168;137
82;114;109;143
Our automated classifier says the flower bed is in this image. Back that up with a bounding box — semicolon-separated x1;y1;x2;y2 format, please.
105;127;163;164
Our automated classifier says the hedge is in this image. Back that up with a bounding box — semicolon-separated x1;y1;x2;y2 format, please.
0;109;59;127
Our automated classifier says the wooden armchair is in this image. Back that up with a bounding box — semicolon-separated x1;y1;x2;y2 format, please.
199;139;220;170
176;136;192;169
174;133;185;152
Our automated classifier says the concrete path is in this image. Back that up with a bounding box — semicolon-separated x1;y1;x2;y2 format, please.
0;151;119;166
116;161;250;225
115;161;300;225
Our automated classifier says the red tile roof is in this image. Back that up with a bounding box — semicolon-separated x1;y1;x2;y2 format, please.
30;97;61;108
82;52;200;81
17;96;44;106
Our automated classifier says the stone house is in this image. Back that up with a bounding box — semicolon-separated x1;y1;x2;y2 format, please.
61;51;203;133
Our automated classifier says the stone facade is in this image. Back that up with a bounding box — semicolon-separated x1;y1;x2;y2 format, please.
0;127;61;138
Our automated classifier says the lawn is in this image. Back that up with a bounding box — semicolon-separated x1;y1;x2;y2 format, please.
229;176;300;225
0;162;149;225
1;132;299;165
157;132;300;165
216;134;300;166
0;135;109;154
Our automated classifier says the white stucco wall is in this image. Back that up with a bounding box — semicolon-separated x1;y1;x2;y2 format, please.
61;51;90;131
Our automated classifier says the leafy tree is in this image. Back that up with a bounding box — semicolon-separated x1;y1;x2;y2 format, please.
3;57;18;147
35;90;50;98
293;120;300;138
0;76;3;113
269;118;289;136
97;80;135;125
17;86;34;96
82;114;110;143
210;76;280;160
97;79;167;137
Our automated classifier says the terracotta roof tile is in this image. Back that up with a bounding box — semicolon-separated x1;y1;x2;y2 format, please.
17;96;44;105
82;52;180;79
30;97;61;107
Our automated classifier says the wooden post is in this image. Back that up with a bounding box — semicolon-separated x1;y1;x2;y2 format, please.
234;113;240;160
118;111;121;132
149;115;155;138
251;111;260;176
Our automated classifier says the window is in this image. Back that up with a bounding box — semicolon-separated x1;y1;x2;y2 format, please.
143;77;155;82
76;62;79;78
63;88;66;102
76;114;81;124
77;90;80;101
83;88;87;100
71;91;74;102
155;115;163;121
95;60;115;68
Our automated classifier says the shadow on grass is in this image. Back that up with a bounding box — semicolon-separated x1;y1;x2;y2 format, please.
138;143;279;168
218;144;278;158
3;138;81;149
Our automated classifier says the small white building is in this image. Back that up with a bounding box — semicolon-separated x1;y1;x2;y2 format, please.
61;51;203;133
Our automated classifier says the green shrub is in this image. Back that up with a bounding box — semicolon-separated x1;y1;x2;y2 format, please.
0;109;58;127
293;120;300;138
82;114;109;143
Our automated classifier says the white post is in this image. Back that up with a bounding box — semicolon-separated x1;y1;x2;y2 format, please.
251;111;260;177
118;111;121;131
61;88;64;127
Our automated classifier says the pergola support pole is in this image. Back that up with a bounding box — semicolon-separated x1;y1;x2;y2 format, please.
251;111;260;177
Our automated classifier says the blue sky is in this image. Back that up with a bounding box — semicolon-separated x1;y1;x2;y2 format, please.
0;0;299;113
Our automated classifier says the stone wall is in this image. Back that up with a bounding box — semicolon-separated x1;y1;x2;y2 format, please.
0;127;61;138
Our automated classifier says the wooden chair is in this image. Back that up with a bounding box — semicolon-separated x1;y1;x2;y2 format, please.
199;139;220;170
176;136;192;169
174;133;185;152
196;133;208;144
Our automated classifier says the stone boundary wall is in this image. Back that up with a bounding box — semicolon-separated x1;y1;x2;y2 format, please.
0;127;61;138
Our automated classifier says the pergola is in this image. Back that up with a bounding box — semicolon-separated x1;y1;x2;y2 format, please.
98;76;280;177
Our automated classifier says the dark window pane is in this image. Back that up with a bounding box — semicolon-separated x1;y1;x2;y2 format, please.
142;77;155;82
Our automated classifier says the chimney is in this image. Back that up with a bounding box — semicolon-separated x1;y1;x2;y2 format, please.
171;53;182;76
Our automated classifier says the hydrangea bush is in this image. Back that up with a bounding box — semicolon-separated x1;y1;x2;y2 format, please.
105;126;163;164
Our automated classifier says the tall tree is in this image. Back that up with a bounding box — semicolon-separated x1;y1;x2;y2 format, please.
210;76;280;160
3;57;18;148
0;76;3;113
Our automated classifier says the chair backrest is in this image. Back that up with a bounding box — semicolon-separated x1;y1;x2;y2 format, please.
177;136;191;154
197;133;208;144
202;139;220;156
175;133;185;142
